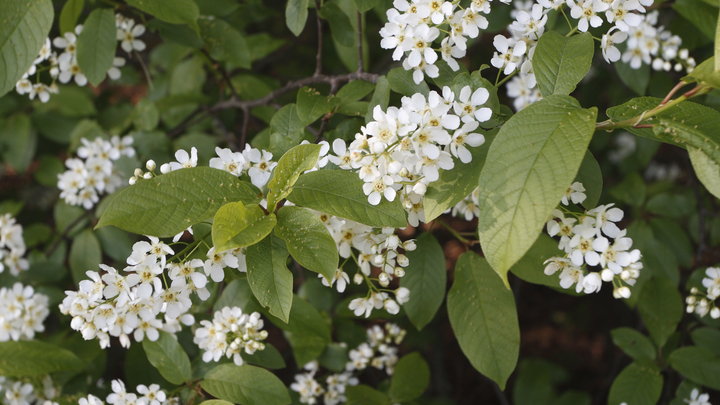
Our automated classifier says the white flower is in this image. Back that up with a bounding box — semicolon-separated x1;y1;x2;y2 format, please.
561;182;587;205
117;20;146;53
449;121;485;163
491;35;527;75
601;28;628;63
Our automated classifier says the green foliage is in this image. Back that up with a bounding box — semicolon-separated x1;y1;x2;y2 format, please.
269;104;306;158
400;233;446;330
688;147;720;200
201;364;291;405
611;328;657;361
365;76;390;123
318;2;355;48
142;331;193;385
346;385;390;405
125;0;200;32
212;202;276;253
296;87;342;125
447;252;519;390
199;18;251;69
673;0;718;39
389;352;430;402
246;234;294;323
532;31;594;97
59;0;84;34
285;0;309;37
69;229;101;284
265;295;331;366
669;346;720;390
0;340;85;377
97;167;261;237
608;362;663;405
477;95;597;285
637;276;684;348
267;144;321;210
0;114;36;173
76;9;116;86
387;67;430;97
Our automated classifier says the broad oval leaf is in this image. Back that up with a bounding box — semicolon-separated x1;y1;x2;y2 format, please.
241;343;286;370
296;87;341;125
96;167;262;238
285;0;309;37
286;169;407;228
317;2;354;48
212;202;277;253
689;147;720;200
346;385;391;405
0;340;85;377
125;0;200;31
400;232;446;330
477;95;597;285
246;234;293;323
201;363;291;405
447;252;519;390
532;31;594;97
142;330;192;385
275;206;338;282
387;67;430;97
607;362;663;405
76;9;116;86
637;276;683;348
669;346;720;390
389;352;430;402
267;144;321;210
199;18;251;69
69;229;102;285
691;327;720;356
269;104;306;158
0;0;54;98
610;328;657;361
59;0;84;35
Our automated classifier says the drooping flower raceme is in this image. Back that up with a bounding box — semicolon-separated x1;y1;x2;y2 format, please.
0;213;29;276
193;306;268;366
0;376;59;405
685;266;720;319
0;283;50;342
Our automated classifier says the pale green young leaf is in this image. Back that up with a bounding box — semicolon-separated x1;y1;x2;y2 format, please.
76;9;116;86
201;364;291;405
532;31;594;97
246;235;293;323
133;98;160;131
96;167;262;238
400;233;446;330
212;202;277;253
365;76;389;123
274;206;338;282
610;328;657;361
0;340;85;377
199;18;251;69
389;352;430;402
0;0;54;98
296;87;341;125
353;0;380;12
267;144;321;210
125;0;200;31
607;362;663;405
669;346;720;390
691;327;720;356
142;330;192;385
447;252;520;390
286;0;310;36
59;0;84;35
423;129;497;222
286;169;407;228
346;385;391;405
269;104;306;158
683;58;720;89
317;1;354;47
689;147;720;200
69;229;102;285
477;95;597;286
387;67;430;97
637;276;683;348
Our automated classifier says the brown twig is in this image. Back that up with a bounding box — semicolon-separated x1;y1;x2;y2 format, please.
314;0;323;77
659;81;687;106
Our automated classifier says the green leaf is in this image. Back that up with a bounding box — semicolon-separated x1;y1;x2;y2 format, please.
389;352;430;402
269;104;306;158
447;252;519;389
609;172;646;207
684;58;720;89
241;344;286;370
296;87;342;125
637;276;683;348
691;327;720;356
133;98;160;131
97;167;262;238
317;343;349;372
286;0;310;37
287;169;407;228
275;206;338;282
142;330;192;385
653;102;720;165
513;359;569;405
319;1;354;48
201;364;291;405
198;401;234;405
76;8;116;86
212;202;277;253
125;0;200;32
69;229;102;285
214;278;256;313
573;151;602;208
400;233;446;330
59;0;84;35
387;67;430;97
423;129;496;222
669;346;720;390
365;76;389;123
673;0;718;39
477;95;597;285
532;31;594;97
689;147;720;200
0;0;53;98
353;0;379;12
607;362;663;405
615;60;650;95
0;340;84;377
267;144;321;210
336;80;375;104
610;328;657;361
199;18;251;69
0;114;36;174
346;385;391;405
246;235;294;323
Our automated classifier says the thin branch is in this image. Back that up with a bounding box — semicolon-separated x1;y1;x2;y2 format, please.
356;11;364;73
659;81;687;106
314;0;323;77
201;49;238;99
45;210;92;257
167;106;207;138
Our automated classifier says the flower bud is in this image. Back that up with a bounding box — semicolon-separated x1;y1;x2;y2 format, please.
378;272;390;287
353;273;363;285
129;176;137;185
601;269;614;282
143;172;152;179
711;307;720;319
134;168;144;177
160;163;171;174
394;267;405;278
384;299;400;314
691;287;699;294
146;159;156;171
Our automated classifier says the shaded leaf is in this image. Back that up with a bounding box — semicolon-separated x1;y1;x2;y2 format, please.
389;352;430;402
201;364;291;405
76;9;116;86
532;31;594;97
607;362;663;405
400;233;446;330
142;330;192;385
246;235;293;323
125;0;199;31
0;340;84;377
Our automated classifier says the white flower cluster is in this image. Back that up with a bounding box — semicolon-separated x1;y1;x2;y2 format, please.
0;214;29;275
686;267;720;319
380;0;511;84
59;235;218;348
543;182;642;298
15;14;143;103
684;388;712;405
79;380;173;405
0;376;59;405
193;306;268;366
290;323;405;405
0;283;49;342
58;136;135;209
329;86;489;216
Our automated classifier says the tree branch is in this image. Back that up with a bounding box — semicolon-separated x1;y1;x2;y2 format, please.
45;210;92;257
